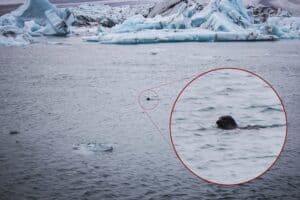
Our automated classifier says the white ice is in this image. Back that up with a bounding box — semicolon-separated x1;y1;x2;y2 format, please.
87;0;300;44
73;143;113;155
85;28;276;44
0;0;73;46
1;0;300;46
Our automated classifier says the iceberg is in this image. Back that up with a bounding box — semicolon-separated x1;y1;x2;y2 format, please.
1;0;299;46
70;3;151;28
191;0;252;30
86;0;300;44
263;17;300;39
146;0;200;18
0;0;73;46
84;29;276;44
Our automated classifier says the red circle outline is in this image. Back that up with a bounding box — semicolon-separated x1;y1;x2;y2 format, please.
138;89;160;111
169;67;288;186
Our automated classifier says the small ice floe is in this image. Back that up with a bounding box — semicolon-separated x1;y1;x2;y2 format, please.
149;48;166;55
73;143;113;153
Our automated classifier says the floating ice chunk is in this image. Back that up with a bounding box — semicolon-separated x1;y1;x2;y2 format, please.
0;0;72;46
73;143;113;153
85;143;113;152
0;34;32;47
263;17;300;39
0;25;34;47
44;9;69;36
86;29;276;44
15;0;71;36
83;35;100;42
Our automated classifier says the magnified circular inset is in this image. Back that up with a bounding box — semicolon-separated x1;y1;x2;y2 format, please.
170;68;287;185
138;89;160;110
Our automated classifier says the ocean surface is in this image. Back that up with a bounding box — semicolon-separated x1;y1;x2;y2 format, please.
0;39;299;199
171;69;286;185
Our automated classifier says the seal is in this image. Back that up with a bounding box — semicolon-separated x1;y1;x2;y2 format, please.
216;116;238;130
216;115;282;130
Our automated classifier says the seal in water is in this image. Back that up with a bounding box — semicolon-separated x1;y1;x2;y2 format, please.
216;115;282;130
216;116;238;130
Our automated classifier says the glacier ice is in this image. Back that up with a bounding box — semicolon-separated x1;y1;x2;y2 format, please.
146;0;194;18
1;0;300;46
84;29;276;44
0;0;73;46
264;17;300;39
86;0;300;44
70;3;151;27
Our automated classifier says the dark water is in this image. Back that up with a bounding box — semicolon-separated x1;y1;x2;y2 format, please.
0;39;299;199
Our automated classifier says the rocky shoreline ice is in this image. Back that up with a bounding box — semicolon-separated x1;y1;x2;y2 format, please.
0;0;300;46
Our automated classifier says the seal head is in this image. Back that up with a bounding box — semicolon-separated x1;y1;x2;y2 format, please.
216;116;238;130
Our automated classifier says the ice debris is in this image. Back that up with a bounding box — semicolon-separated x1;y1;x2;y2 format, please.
73;143;113;153
0;0;74;46
86;0;300;44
